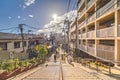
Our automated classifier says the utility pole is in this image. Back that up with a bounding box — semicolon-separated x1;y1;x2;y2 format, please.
19;24;25;52
64;17;70;53
68;21;70;54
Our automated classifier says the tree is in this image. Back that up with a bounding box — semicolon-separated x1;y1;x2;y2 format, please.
34;45;48;59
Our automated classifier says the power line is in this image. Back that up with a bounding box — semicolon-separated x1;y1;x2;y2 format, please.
0;27;18;31
69;0;77;21
67;0;71;13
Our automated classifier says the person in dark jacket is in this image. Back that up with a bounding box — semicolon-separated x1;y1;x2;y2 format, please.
54;54;57;62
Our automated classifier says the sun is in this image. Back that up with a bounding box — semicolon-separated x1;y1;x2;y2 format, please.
52;13;58;21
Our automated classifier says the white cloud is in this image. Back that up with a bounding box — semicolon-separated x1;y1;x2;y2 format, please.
23;0;36;8
17;16;21;19
8;17;12;19
28;15;34;18
37;10;77;34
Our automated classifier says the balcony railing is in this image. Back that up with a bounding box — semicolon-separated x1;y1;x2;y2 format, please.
97;45;114;60
96;0;114;18
87;30;95;38
78;13;81;19
78;20;86;28
82;33;86;38
87;46;95;55
80;7;86;16
70;26;76;32
79;45;87;51
86;0;94;9
96;26;114;38
118;25;120;36
97;50;114;60
78;0;85;10
118;0;120;7
71;35;76;39
97;45;114;53
86;13;96;24
78;34;82;38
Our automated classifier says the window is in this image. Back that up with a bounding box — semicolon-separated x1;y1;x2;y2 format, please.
0;42;7;50
14;42;20;48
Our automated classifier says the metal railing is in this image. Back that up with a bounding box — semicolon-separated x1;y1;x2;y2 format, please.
78;20;86;28
80;8;86;16
118;0;120;7
87;30;95;38
96;26;114;38
70;26;76;32
96;0;114;18
87;46;95;55
86;0;94;9
97;49;114;61
78;34;82;38
118;25;120;36
97;45;114;52
96;44;114;60
79;45;87;51
78;0;85;10
86;13;95;24
82;33;86;38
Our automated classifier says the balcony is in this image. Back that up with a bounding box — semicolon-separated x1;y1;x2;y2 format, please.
96;0;114;18
86;0;94;9
79;45;87;51
78;0;85;10
78;13;81;19
71;35;76;39
87;46;95;55
97;45;114;60
78;20;86;28
78;34;82;38
118;25;120;36
97;26;114;38
82;33;86;38
80;8;86;16
70;26;76;32
86;13;95;24
87;31;95;38
118;0;120;7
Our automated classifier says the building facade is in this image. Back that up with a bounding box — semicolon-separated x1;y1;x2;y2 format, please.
0;33;29;60
70;0;120;66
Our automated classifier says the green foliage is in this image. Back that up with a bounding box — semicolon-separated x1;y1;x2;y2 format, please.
14;58;19;69
29;57;36;64
19;61;26;67
35;45;48;59
0;64;2;70
0;56;40;72
0;47;2;51
5;59;15;72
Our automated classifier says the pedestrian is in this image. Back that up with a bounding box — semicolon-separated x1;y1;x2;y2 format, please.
54;54;57;62
67;51;74;66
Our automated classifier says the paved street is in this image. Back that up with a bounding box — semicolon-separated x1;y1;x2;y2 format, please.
22;62;60;80
62;63;101;80
8;49;119;80
22;61;103;80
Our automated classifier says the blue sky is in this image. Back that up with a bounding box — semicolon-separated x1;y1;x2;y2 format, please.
0;0;76;33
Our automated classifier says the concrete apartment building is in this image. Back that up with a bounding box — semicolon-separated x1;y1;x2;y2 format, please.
70;0;120;66
0;32;29;60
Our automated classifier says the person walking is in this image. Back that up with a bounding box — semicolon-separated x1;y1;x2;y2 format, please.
54;54;57;62
67;51;74;66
